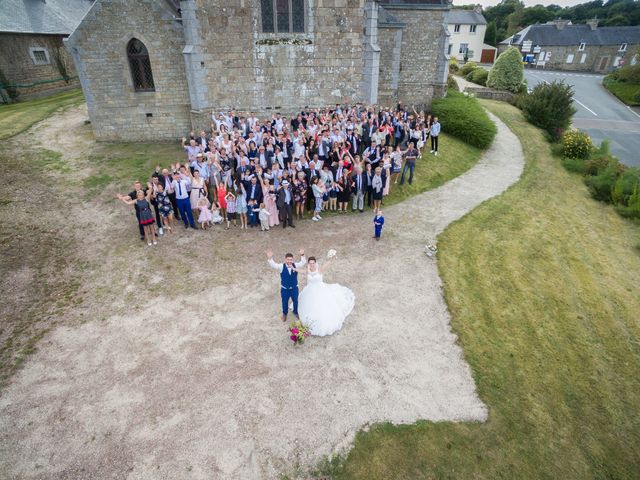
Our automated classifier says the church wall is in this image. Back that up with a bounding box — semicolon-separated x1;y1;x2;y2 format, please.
377;26;403;106
193;0;366;123
383;6;449;109
65;0;191;141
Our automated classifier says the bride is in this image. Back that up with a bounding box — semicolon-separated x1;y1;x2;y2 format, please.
295;254;355;336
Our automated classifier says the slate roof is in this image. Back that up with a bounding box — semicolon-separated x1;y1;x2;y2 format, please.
446;9;487;26
502;23;640;47
0;0;94;35
378;6;406;27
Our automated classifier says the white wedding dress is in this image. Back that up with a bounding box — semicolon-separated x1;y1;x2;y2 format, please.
298;270;355;336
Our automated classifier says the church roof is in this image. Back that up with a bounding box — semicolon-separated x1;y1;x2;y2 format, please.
0;0;94;35
501;23;640;47
446;9;487;26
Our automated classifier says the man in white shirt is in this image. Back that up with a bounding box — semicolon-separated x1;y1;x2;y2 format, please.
266;248;306;321
172;172;196;229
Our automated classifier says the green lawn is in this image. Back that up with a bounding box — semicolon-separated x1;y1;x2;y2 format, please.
603;78;640;106
384;134;482;207
332;101;640;479
84;142;183;196
0;88;85;140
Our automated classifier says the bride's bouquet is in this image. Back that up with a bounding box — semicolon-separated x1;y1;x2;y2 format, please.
288;320;311;345
327;249;337;259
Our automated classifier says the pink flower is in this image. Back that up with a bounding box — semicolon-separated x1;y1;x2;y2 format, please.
290;335;297;342
292;328;299;335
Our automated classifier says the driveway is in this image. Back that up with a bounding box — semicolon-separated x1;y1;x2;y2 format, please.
524;69;640;167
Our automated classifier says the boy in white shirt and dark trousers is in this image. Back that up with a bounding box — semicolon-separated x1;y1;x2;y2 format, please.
254;203;271;231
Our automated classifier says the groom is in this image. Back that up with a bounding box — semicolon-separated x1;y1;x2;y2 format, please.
266;248;306;322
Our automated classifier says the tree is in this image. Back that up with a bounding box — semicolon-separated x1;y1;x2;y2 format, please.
604;14;630;26
487;47;524;93
521;5;556;25
485;21;497;46
522;81;577;140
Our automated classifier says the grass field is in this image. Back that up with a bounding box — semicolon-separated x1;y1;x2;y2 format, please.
603;78;640;106
331;101;640;479
0;89;85;140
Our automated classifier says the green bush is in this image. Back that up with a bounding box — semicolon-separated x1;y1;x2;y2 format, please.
466;68;488;86
449;58;459;73
460;61;478;77
431;90;497;149
486;47;524;93
522;81;576;140
616;64;640;84
584;165;618;203
447;74;459;91
615;186;640;219
611;168;640;205
562;157;587;174
562;129;592;159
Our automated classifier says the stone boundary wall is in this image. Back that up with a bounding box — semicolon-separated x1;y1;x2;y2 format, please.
465;87;515;103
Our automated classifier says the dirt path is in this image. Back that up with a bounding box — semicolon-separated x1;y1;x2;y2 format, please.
0;108;523;479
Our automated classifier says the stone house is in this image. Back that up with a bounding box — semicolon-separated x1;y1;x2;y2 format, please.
499;19;640;73
0;0;93;101
65;0;451;141
445;7;491;63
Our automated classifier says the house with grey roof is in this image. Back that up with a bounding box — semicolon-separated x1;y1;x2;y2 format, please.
445;6;495;63
0;0;94;101
499;19;640;73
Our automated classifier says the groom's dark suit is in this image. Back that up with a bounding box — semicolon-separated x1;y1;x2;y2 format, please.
268;255;307;320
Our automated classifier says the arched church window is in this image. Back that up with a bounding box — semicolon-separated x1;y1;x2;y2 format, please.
261;0;305;33
127;39;155;92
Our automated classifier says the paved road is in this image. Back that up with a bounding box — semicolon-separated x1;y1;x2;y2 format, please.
524;69;640;167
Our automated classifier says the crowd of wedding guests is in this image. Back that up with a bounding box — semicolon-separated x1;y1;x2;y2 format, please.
117;103;442;245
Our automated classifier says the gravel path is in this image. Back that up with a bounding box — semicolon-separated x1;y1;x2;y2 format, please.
0;110;524;479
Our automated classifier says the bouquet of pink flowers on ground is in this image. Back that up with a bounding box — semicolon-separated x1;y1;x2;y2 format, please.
288;320;311;345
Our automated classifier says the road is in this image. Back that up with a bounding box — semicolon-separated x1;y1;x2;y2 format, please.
523;69;640;167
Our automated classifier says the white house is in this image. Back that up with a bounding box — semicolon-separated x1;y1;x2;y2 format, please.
446;7;489;63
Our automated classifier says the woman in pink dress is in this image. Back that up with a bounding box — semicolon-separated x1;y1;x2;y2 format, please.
262;178;280;227
382;154;392;196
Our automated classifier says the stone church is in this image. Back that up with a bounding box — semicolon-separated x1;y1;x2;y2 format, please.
66;0;451;140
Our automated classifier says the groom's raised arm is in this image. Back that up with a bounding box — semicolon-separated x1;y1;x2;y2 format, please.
266;250;283;270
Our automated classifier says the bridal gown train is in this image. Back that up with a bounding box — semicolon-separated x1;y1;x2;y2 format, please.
298;270;355;336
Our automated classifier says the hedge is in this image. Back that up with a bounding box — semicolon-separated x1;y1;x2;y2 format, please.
431;90;497;149
487;47;524;93
466;68;488;86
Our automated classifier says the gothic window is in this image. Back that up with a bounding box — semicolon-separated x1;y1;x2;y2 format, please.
261;0;305;33
127;38;155;92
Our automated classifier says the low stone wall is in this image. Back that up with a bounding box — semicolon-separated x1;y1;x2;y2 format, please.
465;87;515;103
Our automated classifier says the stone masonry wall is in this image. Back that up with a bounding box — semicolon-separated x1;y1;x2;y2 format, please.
382;6;449;109
65;0;191;141
0;33;79;98
193;0;365;124
537;44;639;73
377;26;403;106
500;43;640;73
